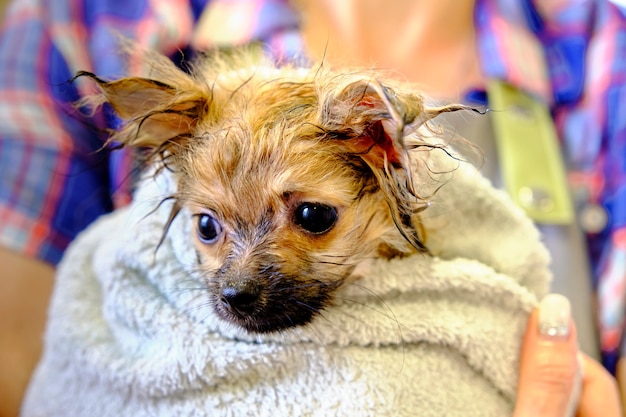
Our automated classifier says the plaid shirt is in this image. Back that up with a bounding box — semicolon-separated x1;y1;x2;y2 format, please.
1;0;625;369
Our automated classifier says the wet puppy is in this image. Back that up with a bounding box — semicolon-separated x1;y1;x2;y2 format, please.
78;48;469;334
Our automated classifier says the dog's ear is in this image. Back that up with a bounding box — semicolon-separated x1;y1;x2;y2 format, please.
321;77;474;252
76;67;210;151
321;78;467;169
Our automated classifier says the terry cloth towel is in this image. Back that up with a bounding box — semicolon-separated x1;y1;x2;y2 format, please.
22;146;567;417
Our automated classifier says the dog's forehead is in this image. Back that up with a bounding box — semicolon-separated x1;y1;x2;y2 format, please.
191;136;356;198
184;127;360;224
181;65;367;219
215;65;312;84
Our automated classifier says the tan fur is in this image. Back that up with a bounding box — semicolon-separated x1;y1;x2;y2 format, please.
78;46;474;333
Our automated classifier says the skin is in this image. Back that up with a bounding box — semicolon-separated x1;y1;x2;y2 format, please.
619;360;626;412
298;0;483;101
514;308;622;417
578;355;623;417
0;246;54;417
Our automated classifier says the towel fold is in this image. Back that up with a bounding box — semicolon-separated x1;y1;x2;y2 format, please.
22;147;554;417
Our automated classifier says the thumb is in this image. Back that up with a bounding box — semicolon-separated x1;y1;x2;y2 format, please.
513;294;581;417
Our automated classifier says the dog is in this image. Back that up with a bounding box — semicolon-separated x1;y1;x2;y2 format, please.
77;47;472;335
22;46;556;417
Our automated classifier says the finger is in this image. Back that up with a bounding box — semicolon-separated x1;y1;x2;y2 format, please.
514;294;580;417
617;358;626;416
576;354;621;417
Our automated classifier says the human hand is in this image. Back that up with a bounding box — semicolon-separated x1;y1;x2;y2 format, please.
514;294;622;417
0;246;55;417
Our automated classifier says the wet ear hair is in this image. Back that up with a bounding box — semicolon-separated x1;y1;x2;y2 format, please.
73;45;272;163
319;76;479;251
74;68;210;162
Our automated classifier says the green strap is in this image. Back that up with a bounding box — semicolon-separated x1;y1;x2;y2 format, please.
487;80;575;224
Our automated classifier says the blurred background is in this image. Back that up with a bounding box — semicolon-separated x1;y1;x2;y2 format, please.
0;0;8;20
1;0;626;26
1;0;626;19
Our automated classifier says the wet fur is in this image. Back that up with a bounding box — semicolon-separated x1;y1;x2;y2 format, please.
78;47;474;333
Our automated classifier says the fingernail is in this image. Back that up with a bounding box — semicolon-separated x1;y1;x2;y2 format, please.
538;294;571;339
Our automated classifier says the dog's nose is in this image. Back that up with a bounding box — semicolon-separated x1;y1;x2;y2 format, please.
220;282;260;316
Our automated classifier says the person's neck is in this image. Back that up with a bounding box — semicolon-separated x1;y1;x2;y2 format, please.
299;0;482;101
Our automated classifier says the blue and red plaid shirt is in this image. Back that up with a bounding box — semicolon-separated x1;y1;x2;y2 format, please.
1;0;625;369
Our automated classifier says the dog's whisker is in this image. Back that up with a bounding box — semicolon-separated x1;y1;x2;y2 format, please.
273;280;341;292
79;45;459;339
336;292;409;374
340;282;407;335
309;260;351;267
296;313;340;364
177;299;215;321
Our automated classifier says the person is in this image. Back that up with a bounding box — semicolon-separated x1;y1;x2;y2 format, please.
0;0;623;415
515;294;621;417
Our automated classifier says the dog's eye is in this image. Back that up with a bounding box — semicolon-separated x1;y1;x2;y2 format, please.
294;203;337;234
196;214;222;243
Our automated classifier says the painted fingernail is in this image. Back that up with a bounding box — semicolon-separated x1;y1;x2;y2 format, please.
538;294;571;339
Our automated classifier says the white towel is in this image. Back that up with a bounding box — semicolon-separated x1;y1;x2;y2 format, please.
22;146;557;417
